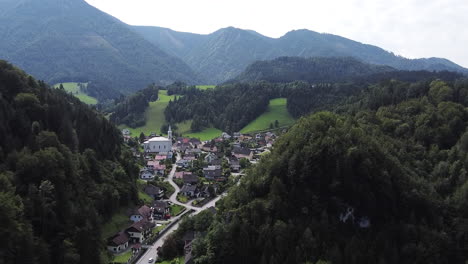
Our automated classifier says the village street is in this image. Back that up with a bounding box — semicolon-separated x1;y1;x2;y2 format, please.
135;154;226;264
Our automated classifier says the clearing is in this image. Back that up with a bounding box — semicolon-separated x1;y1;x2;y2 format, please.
54;82;98;105
175;120;222;141
196;85;216;90
119;90;176;136
240;98;295;133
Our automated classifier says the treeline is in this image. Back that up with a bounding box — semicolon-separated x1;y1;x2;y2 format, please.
109;84;159;128
161;78;468;264
231;56;394;83
0;61;138;264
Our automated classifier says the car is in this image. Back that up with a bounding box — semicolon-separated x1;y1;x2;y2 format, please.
148;257;154;263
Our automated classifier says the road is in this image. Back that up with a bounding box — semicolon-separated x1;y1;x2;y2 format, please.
135;153;226;264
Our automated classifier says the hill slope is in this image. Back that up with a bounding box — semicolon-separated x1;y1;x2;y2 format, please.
233;56;394;83
0;60;138;264
134;26;468;84
0;0;201;98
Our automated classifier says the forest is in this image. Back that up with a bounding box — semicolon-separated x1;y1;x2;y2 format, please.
163;70;461;133
158;77;468;264
0;60;139;264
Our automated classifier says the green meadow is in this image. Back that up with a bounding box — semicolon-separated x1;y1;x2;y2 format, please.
54;82;98;105
196;85;216;90
240;98;295;133
175;120;222;141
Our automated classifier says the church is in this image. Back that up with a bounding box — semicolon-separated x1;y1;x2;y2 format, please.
143;126;173;153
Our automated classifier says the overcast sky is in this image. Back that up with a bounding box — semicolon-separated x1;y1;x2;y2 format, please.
85;0;468;67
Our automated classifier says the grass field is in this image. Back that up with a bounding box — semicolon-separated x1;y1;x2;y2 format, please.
102;208;132;239
113;250;132;263
175;120;222;141
119;90;176;136
170;204;185;216
196;85;216;90
240;98;295;133
54;82;98;105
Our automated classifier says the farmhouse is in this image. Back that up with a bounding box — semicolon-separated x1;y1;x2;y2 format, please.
130;205;152;222
107;232;129;253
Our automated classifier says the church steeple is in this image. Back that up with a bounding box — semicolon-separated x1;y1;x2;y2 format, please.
168;125;172;140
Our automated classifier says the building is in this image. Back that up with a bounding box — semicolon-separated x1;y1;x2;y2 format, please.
228;156;241;172
232;147;253;160
180;185;198;197
144;184;164;200
126;220;155;243
140;170;154;180
143;127;172;153
203;165;222;180
153;201;170;220
130;205;152;222
183;173;199;185
107;232;130;253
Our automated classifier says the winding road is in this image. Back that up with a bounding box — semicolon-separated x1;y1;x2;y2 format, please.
135;153;226;264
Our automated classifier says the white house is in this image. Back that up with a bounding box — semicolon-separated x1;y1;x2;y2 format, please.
140;170;154;180
107;232;129;253
130;205;152;223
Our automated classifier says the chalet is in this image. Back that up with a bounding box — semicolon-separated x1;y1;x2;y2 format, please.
232;147;253;160
201;142;217;153
203;165;222;180
221;132;231;139
140;170;154;180
228;156;241;172
107;232;129;253
130;205;152;222
176;159;192;168
204;152;217;163
153;201;170;220
144;184;164;200
126;219;155;243
180;185;198;197
147;161;166;175
175;171;192;179
183;173;199;185
189;138;201;146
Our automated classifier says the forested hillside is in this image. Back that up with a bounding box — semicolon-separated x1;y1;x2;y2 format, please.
109;84;160;128
0;61;138;264
163;70;461;133
232;56;394;83
160;78;468;264
134;26;468;84
0;0;200;99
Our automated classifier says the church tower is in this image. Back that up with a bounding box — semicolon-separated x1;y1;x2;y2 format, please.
168;125;172;140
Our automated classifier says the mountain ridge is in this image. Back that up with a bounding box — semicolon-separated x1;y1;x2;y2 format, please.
133;26;468;84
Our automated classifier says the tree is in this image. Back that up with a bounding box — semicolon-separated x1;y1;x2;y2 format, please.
274;120;279;128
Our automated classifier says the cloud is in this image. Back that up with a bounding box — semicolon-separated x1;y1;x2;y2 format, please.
85;0;468;67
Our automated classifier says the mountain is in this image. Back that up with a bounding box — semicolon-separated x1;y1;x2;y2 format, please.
0;60;138;264
232;56;395;83
133;26;468;84
0;0;201;99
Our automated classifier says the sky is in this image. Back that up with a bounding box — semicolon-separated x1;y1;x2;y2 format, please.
85;0;468;67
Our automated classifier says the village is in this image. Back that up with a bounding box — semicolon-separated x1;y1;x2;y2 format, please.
108;127;280;263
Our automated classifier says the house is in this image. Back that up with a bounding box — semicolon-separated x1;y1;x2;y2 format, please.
122;129;131;136
186;148;202;156
140;170;154;180
176;159;192;168
107;231;129;253
126;219;155;243
255;134;263;140
130;205;152;222
201;142;217;152
175;171;192;179
189;138;201;147
221;132;231;139
233;132;241;139
153;201;170;220
144;184;164;200
204;153;217;163
199;185;215;198
180;185;198;197
183;173;199;185
228;156;241;172
155;155;167;161
232;147;253;160
209;158;222;166
147;160;166;175
203;166;222;180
